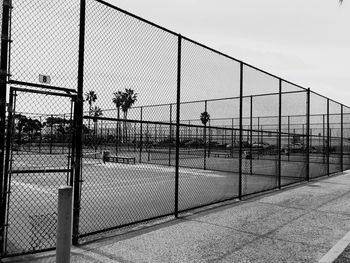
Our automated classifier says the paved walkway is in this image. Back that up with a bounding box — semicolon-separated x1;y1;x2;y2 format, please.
4;172;350;263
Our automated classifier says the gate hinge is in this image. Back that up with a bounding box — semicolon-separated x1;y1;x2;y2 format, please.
1;34;13;43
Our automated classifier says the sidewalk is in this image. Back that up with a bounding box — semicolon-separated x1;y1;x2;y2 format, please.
4;172;350;263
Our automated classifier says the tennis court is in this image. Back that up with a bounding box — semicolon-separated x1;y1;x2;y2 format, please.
1;0;350;259
5;148;314;254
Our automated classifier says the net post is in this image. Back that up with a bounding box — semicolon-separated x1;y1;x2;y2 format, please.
174;34;181;218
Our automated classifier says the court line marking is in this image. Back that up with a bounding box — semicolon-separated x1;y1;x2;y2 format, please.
84;162;228;178
11;180;56;196
318;230;350;263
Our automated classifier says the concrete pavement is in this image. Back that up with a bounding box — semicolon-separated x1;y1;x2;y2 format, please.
4;171;350;263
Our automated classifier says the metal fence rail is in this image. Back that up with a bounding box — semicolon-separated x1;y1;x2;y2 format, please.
0;0;349;258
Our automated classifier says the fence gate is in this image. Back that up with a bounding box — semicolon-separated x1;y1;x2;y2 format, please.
2;86;77;257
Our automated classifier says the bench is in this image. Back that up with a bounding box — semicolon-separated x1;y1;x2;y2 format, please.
105;155;136;164
213;153;232;158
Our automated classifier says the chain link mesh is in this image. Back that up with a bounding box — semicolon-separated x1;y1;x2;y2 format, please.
1;0;349;257
4;88;74;255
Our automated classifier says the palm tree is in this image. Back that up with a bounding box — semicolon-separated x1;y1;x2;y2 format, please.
112;91;124;153
84;90;97;130
200;111;210;164
112;91;123;121
91;106;103;153
92;106;103;120
200;111;210;126
120;89;138;120
112;89;138;145
121;89;138;143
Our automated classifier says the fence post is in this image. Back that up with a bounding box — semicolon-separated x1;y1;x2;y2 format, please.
327;99;330;176
323;114;325;164
50;115;53;154
72;0;86;246
250;96;253;176
278;79;282;188
169;104;172;166
287;115;290;162
139;107;143;163
0;0;12;256
239;62;243;199
257;117;260;160
174;34;182;218
204;100;207;170
341;105;344;172
231;118;234;157
208;112;211;158
306;88;310;181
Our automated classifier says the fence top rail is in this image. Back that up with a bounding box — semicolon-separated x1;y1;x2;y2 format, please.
9;80;77;94
94;0;179;37
310;90;346;107
11;87;77;99
93;0;314;95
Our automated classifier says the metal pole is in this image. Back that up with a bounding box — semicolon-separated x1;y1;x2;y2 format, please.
208;117;211;158
257;117;260;159
174;34;181;217
204;101;207;170
139;107;143;163
0;4;11;241
288;115;290;161
250;96;253;176
72;0;86;246
1;87;14;257
50;114;53;154
39;116;42;153
327;99;330;176
341;105;344;171
239;62;243;199
278;79;282;188
323;114;325;164
306;88;310;181
231;118;234;157
169;104;172;166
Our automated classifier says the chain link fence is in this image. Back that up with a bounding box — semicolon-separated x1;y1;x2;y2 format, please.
0;0;349;258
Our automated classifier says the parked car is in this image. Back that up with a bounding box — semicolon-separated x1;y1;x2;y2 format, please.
252;142;271;149
281;143;305;154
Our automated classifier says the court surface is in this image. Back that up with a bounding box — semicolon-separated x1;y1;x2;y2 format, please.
4;151;341;254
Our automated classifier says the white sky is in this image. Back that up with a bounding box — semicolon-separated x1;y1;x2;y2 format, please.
106;0;350;106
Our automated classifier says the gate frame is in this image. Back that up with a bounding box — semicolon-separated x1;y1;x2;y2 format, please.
1;84;77;258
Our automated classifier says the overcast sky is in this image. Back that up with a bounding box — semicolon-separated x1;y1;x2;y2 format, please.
105;0;350;106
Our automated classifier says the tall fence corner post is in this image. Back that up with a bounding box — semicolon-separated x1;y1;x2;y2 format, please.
174;34;182;218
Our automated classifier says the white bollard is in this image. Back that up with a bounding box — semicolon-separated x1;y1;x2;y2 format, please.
56;186;73;263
